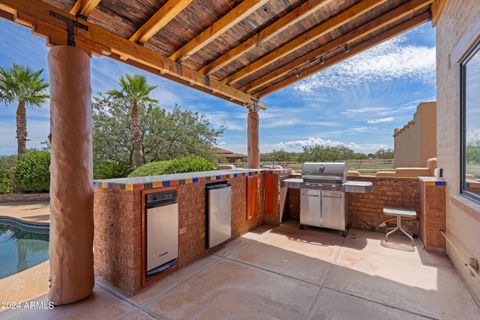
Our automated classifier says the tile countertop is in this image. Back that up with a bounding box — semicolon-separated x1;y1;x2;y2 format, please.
93;168;291;191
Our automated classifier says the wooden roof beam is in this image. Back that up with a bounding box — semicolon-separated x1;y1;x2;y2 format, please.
0;0;261;108
242;0;433;93
255;11;431;97
129;0;193;44
70;0;101;17
222;0;387;85
169;0;269;62
431;0;445;26
199;0;334;75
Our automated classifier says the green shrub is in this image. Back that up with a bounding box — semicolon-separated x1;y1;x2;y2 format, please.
0;171;15;194
129;156;215;177
94;159;134;179
0;155;16;194
15;150;50;192
0;154;16;172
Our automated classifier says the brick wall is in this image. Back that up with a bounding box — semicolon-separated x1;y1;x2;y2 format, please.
93;189;143;293
93;172;278;293
347;176;420;232
284;177;420;233
286;188;300;220
419;180;446;253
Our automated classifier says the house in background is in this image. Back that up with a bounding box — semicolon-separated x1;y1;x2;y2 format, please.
393;101;437;167
214;148;247;163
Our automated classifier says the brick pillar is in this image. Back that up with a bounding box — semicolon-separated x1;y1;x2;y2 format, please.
419;177;446;253
247;108;260;169
48;46;94;304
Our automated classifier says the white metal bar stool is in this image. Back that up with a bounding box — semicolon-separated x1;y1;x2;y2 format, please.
383;208;417;246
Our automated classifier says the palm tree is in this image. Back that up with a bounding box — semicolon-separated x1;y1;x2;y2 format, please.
0;64;49;156
107;74;157;167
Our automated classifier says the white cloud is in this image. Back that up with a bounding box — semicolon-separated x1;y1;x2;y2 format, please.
262;136;388;154
343;107;394;117
262;119;338;129
467;129;480;144
348;127;371;133
258;106;340;129
367;117;394;124
203;111;245;131
294;37;436;93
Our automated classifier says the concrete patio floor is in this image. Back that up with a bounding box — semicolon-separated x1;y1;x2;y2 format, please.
2;221;480;319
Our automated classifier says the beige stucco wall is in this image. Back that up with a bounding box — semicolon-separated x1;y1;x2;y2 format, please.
394;102;437;168
436;0;480;303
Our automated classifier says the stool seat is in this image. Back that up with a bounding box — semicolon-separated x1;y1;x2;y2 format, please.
383;208;417;217
383;207;417;246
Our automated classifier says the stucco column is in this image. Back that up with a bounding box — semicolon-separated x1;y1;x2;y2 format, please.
247;108;260;168
48;46;94;305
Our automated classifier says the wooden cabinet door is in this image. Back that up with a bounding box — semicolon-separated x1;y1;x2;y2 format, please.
263;173;277;215
247;175;259;220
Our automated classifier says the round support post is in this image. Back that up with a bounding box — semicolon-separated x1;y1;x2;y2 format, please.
247;107;260;169
48;45;94;304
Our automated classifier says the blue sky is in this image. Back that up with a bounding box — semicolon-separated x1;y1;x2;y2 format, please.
0;19;436;155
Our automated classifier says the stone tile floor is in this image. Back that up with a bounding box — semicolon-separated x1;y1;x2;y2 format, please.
2;221;480;319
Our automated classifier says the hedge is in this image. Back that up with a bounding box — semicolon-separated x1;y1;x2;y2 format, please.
15;149;50;192
94;159;133;179
128;156;215;177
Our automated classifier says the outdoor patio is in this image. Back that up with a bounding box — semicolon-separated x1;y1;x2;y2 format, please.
2;221;478;320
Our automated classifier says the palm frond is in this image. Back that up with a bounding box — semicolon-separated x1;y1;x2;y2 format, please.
108;73;158;106
0;64;49;108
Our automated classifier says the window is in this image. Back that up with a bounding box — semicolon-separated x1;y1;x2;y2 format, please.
460;41;480;203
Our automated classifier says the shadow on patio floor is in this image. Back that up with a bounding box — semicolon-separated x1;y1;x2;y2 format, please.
2;220;479;319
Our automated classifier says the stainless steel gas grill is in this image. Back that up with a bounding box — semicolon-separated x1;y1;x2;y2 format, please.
300;162;349;232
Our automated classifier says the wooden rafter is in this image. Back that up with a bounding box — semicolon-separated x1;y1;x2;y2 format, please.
431;0;445;27
255;11;431;97
70;0;101;17
0;0;261;108
129;0;193;44
169;0;268;62
242;0;433;93
222;0;387;85
199;0;334;75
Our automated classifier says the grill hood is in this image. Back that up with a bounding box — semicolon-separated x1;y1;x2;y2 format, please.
302;162;347;183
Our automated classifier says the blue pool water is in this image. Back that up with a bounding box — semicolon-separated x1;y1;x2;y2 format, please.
0;221;49;279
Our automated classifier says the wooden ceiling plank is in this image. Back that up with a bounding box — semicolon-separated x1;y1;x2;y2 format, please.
129;0;193;44
243;0;433;93
169;0;269;62
255;11;431;97
70;0;101;17
199;0;334;75
222;0;388;85
0;0;259;107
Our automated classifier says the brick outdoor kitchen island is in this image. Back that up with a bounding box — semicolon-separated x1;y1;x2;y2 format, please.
93;168;446;295
93;169;289;293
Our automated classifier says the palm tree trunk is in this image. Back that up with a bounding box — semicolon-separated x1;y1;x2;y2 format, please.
131;103;144;167
16;101;27;156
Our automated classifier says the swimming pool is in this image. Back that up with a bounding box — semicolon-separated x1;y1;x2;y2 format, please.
0;221;49;279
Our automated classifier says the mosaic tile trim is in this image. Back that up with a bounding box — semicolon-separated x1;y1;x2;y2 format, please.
92;170;281;191
423;180;446;187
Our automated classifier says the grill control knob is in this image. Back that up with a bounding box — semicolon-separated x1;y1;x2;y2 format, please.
331;184;337;191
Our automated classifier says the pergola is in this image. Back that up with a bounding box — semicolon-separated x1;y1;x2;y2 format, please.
0;0;441;305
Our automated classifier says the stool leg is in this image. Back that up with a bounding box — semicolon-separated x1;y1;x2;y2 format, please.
385;216;399;242
398;215;414;246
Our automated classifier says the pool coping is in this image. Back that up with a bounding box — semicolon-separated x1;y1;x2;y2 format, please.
0;216;50;229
